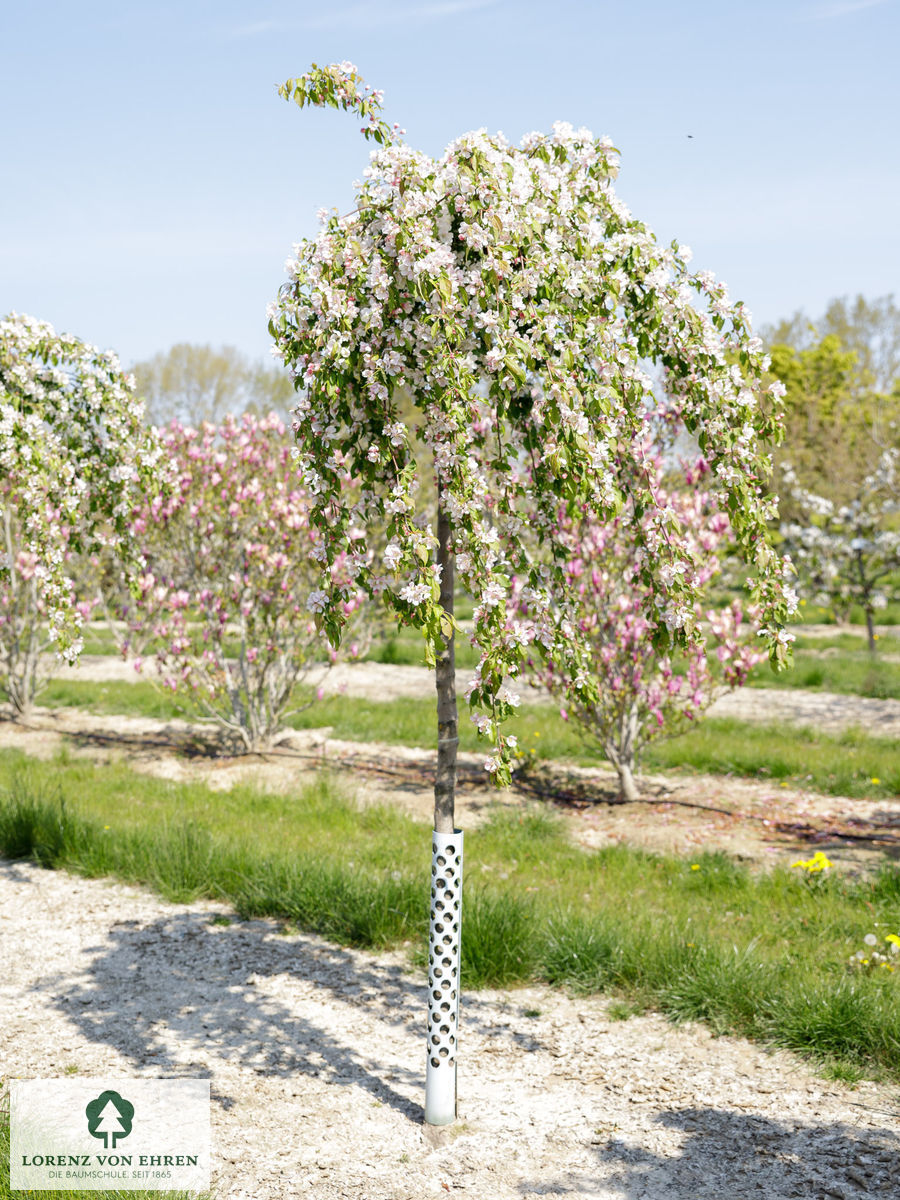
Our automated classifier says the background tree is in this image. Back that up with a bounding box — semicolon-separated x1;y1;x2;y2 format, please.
270;61;794;1126
765;295;900;508
765;296;900;625
131;343;295;427
781;451;900;649
531;453;764;800
111;412;371;751
766;334;880;519
767;293;900;397
0;483;97;714
0;312;164;665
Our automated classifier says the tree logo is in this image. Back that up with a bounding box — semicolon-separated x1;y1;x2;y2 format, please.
85;1091;135;1149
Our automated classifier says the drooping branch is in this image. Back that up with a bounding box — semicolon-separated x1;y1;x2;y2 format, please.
270;61;796;786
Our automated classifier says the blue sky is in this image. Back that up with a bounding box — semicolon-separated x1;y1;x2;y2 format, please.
2;0;897;370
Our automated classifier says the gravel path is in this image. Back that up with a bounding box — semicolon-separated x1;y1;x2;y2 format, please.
2;861;900;1199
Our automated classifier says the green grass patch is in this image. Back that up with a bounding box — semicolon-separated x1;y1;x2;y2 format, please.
285;694;589;759
292;695;900;800
365;626;480;670
3;758;900;1082
749;644;900;700
791;603;900;625
40;678;197;721
33;681;900;800
644;717;900;799
78;628;121;655
0;750;425;904
791;632;900;653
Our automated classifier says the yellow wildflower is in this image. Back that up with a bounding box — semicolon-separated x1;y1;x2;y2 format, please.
791;851;832;874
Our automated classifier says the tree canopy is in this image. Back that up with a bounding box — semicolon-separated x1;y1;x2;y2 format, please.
131;342;295;427
0;313;164;661
269;62;795;781
767;293;900;397
765;297;900;518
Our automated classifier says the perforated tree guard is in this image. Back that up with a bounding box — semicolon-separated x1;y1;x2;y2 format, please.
424;829;463;1125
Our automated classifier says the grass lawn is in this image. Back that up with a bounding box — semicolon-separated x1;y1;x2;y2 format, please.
359;610;900;688
79;623;900;694
748;637;900;700
790;602;900;626
643;717;900;799
365;625;481;670
2;751;900;1084
34;679;900;801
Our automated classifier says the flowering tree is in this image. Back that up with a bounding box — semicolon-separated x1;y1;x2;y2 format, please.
116;413;369;751
0;313;163;669
781;450;900;651
269;61;795;1123
531;454;765;800
0;483;98;714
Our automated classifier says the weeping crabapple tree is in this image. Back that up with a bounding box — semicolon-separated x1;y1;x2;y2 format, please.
780;451;900;652
0;313;164;696
113;412;370;752
531;451;766;801
269;62;796;1124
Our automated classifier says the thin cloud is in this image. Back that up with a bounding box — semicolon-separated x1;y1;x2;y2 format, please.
809;0;890;18
227;0;501;37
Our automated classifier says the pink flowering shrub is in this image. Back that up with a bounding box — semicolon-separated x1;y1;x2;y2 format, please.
116;412;370;751
525;457;763;799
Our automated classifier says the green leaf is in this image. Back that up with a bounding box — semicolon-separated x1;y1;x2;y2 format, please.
505;356;527;387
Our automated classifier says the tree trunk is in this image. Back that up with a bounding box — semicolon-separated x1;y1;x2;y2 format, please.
865;608;877;655
433;486;458;833
425;482;462;1126
609;705;640;801
854;547;877;655
614;758;640;802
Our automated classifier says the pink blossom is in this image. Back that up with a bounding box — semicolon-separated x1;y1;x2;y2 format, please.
116;412;374;752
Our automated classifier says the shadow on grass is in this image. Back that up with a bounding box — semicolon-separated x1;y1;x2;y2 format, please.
517;1105;900;1198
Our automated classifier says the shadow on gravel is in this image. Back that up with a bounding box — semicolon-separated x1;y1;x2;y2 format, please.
36;907;543;1123
517;1104;900;1198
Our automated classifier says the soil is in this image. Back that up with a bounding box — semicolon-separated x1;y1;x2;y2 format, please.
3;657;900;1197
2;861;900;1200
8;655;900;874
